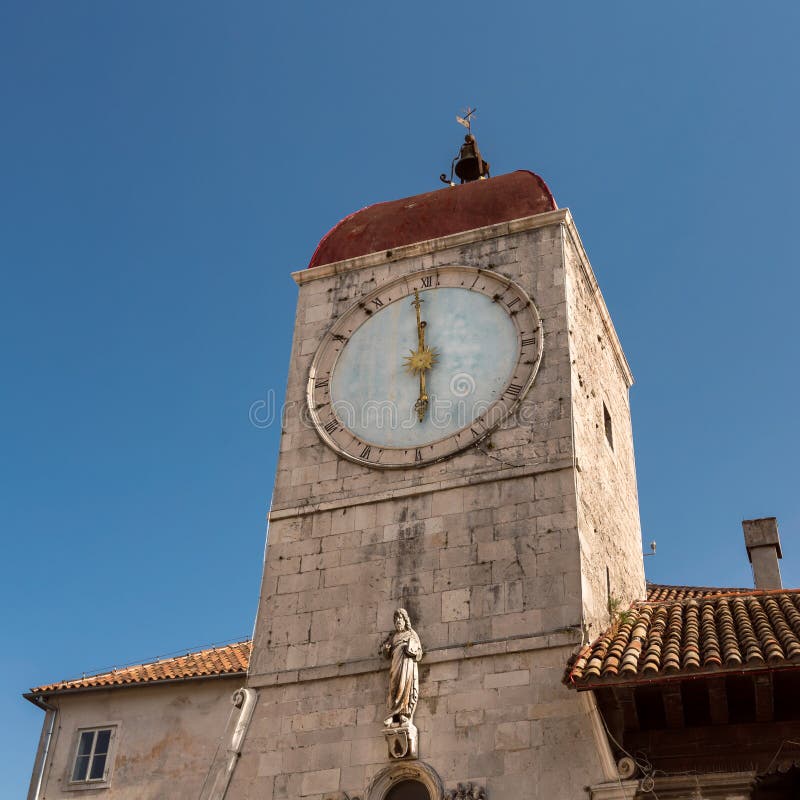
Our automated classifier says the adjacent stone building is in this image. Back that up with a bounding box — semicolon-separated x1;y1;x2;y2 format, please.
24;154;800;799
25;642;250;799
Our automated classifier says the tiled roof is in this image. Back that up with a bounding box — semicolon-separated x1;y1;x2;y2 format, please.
569;586;800;687
29;640;251;695
646;582;750;602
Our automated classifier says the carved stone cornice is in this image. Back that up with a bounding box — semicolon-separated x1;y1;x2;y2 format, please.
589;771;756;800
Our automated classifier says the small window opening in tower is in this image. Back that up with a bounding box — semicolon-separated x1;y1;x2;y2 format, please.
603;402;614;450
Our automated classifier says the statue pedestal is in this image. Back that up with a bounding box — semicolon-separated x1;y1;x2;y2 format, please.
383;723;418;760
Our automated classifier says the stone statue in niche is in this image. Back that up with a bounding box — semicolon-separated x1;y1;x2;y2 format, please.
380;608;423;759
381;608;423;727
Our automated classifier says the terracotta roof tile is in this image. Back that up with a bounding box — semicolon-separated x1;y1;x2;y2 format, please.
645;583;751;602
29;640;251;695
568;587;800;687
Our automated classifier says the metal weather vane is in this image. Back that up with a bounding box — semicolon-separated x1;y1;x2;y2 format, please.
455;106;477;133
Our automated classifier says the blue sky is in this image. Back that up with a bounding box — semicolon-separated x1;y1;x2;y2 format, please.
2;1;799;794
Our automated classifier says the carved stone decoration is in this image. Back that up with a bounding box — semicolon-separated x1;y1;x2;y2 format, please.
384;725;418;760
444;783;487;799
380;608;423;760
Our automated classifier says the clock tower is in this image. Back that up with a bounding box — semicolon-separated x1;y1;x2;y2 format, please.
229;156;645;799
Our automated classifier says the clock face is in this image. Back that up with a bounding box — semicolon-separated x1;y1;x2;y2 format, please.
307;266;543;468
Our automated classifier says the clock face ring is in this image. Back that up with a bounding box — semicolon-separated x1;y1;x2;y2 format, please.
307;266;543;469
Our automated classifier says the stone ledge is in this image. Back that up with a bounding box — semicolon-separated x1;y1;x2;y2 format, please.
247;627;582;688
268;457;574;521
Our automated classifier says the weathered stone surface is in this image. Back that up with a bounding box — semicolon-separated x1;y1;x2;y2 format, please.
300;767;340;796
33;678;244;799
235;212;644;799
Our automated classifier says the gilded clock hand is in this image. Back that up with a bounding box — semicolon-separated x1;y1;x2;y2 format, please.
403;290;438;422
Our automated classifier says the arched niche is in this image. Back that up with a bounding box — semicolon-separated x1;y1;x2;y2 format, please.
385;780;430;800
366;761;443;800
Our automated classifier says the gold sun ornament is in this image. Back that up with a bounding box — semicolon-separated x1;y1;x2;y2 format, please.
403;345;439;375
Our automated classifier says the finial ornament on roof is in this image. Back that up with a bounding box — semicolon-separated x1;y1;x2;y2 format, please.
440;107;491;186
456;106;477;134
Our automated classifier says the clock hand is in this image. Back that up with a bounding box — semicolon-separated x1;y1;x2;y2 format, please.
417;328;428;423
415;292;427;421
403;290;438;423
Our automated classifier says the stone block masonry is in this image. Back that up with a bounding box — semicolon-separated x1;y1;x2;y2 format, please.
232;210;643;799
235;646;607;799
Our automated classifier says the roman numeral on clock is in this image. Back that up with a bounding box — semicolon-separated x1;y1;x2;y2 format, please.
414;449;423;462
360;445;372;460
331;334;347;343
420;276;433;288
372;298;384;308
506;297;520;308
315;378;329;389
504;383;523;398
323;419;339;434
521;336;536;347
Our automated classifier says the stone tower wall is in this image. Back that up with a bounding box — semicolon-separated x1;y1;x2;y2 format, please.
234;211;635;799
563;228;645;636
233;647;607;799
250;215;582;680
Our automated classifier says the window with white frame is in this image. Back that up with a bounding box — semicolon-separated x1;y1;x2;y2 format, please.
70;726;115;784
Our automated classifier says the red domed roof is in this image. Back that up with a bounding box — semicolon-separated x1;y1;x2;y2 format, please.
308;170;557;269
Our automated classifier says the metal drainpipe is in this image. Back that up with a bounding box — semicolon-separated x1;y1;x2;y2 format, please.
31;696;58;800
206;687;257;800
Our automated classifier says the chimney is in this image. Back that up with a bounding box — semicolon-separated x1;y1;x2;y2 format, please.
742;517;783;590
